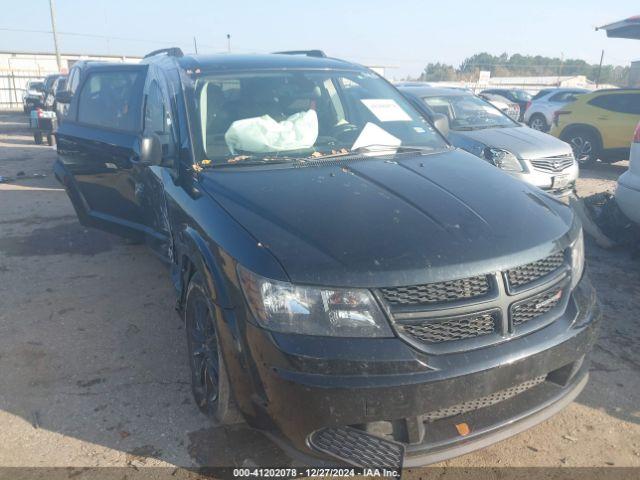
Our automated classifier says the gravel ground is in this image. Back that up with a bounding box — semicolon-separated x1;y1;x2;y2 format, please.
0;111;638;478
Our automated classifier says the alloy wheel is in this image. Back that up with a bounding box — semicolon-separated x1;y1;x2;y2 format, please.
569;136;593;164
530;117;546;131
187;291;220;410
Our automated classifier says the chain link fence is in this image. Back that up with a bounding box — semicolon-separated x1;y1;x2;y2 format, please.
0;69;57;111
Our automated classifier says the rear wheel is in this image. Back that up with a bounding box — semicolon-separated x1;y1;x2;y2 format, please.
563;128;600;166
184;271;241;424
528;114;548;132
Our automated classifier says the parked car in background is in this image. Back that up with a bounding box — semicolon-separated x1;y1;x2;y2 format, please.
550;89;640;165
400;86;578;197
524;88;589;132
616;121;640;225
55;60;103;120
54;49;600;468
22;80;46;112
478;92;520;121
480;88;532;120
44;75;67;112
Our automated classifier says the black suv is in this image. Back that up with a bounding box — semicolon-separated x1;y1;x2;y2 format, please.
54;48;600;468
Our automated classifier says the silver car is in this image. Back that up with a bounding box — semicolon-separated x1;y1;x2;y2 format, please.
524;88;589;132
400;86;579;197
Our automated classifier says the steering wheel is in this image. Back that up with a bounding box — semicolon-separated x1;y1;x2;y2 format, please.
331;123;359;142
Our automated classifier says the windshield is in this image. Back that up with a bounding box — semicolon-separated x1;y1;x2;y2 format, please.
194;70;447;165
421;94;518;131
44;76;57;92
28;82;45;92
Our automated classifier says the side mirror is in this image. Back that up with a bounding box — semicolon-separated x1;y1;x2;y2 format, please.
55;90;72;104
139;134;162;166
432;113;450;137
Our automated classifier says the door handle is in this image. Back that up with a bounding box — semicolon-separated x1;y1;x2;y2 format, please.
597;116;609;120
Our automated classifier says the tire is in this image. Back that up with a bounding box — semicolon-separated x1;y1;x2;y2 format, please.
562;128;600;166
34;132;43;145
184;271;242;424
528;114;548;132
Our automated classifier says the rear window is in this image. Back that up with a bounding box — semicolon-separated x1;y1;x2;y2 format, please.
532;89;553;100
77;70;145;131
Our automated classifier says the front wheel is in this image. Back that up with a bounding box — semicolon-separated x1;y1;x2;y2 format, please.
528;114;548;132
184;271;241;424
563;129;600;166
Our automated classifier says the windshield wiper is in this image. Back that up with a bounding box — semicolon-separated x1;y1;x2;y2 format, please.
351;144;432;154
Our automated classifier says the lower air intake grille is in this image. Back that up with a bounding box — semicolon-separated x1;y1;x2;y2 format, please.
379;275;490;306
423;375;547;422
511;287;563;326
398;311;498;344
309;426;404;468
506;251;564;289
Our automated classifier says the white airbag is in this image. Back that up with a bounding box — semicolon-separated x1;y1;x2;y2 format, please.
225;110;318;154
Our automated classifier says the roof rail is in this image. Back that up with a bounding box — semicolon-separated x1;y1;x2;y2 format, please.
143;47;184;59
273;50;327;58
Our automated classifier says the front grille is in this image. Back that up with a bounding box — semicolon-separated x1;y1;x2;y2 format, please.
309;426;404;468
398;311;498;344
530;154;575;173
423;375;547;422
506;251;564;289
379;275;490;306
511;286;563;326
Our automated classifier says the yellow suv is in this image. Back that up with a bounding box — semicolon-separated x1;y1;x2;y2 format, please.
550;89;640;165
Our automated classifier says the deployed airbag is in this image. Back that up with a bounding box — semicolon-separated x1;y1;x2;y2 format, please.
225;110;318;154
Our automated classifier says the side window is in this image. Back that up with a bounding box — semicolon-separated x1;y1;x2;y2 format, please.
68;69;80;94
145;81;165;134
77;70;144;131
145;77;177;164
589;94;640;115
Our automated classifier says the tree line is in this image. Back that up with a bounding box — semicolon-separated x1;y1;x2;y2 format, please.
411;52;630;86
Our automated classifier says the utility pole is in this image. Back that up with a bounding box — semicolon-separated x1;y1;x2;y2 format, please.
193;36;198;54
596;50;605;88
49;0;63;71
226;34;231;53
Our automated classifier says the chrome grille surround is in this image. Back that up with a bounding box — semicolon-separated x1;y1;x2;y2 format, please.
506;251;565;290
423;375;547;422
381;249;569;352
530;154;575;173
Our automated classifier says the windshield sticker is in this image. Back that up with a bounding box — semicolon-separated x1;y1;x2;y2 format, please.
413;126;427;133
361;99;412;122
351;122;401;154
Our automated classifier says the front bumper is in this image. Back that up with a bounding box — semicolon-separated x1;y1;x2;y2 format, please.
511;161;579;198
238;275;600;467
24;96;44;109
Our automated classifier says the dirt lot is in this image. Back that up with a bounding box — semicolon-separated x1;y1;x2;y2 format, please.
0;111;639;477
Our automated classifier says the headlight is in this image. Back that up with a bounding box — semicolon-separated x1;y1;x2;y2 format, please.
484;148;523;172
570;229;585;289
237;265;393;337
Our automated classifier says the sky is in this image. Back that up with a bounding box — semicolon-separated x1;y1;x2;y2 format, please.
0;0;637;79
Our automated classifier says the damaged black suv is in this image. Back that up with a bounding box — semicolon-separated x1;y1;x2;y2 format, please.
54;48;600;468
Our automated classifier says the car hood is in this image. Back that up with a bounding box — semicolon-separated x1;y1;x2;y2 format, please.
199;150;575;287
453;126;571;159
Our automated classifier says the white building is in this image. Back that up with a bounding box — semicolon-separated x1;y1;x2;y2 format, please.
0;50;142;110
